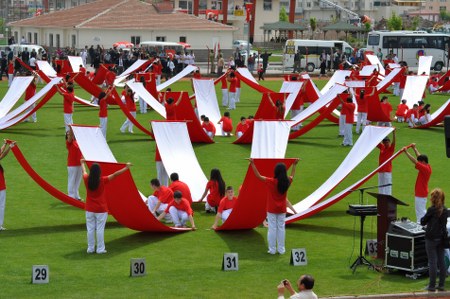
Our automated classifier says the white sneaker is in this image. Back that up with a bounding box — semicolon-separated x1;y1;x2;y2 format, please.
96;250;107;254
0;226;6;231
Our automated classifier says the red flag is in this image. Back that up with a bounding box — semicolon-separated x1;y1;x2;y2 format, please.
245;3;253;23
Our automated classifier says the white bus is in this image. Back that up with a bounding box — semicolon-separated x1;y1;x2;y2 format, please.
283;39;353;72
139;41;186;56
366;31;450;71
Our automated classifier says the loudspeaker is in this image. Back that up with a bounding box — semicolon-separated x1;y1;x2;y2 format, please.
445;116;450;158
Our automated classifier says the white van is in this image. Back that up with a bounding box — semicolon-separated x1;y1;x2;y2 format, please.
7;44;45;59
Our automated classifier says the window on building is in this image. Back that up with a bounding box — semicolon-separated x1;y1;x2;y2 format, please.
71;35;76;47
263;0;272;10
28;32;32;43
306;2;311;8
199;0;207;9
156;36;166;42
179;0;193;12
49;34;53;47
131;36;141;46
439;6;446;10
56;34;60;48
179;36;187;43
211;0;222;9
280;1;289;10
34;33;38;44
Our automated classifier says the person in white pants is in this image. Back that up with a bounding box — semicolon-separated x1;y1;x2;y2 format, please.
377;131;395;195
0;141;14;231
157;191;196;229
66;129;83;200
147;179;174;222
340;96;355;147
250;159;299;255
81;159;131;253
211;186;237;229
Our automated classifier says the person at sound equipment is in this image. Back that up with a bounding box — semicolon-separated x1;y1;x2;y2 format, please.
420;188;448;292
377;130;396;195
403;144;432;223
276;274;318;299
250;158;298;255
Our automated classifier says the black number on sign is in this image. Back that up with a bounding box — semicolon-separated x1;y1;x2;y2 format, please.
369;242;377;254
294;251;305;263
226;256;236;268
133;262;145;274
35;268;47;280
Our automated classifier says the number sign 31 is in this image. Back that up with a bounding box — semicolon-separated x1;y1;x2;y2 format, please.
290;248;308;266
222;253;239;271
32;265;49;284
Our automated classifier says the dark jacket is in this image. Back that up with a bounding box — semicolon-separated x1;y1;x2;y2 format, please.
421;206;448;240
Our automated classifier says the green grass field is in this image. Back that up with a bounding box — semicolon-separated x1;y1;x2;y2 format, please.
0;75;448;298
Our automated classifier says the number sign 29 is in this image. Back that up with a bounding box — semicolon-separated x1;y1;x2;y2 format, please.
32;265;49;284
222;253;239;271
130;258;146;277
290;248;307;266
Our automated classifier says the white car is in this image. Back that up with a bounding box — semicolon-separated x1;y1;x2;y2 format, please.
233;40;252;50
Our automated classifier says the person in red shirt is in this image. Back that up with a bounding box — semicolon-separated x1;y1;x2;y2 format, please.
119;87;137;134
165;93;183;120
220;73;229;107
169;172;192;205
157;191;196;229
0;141;15;231
97;88;113;138
406;104;419;128
377;131;395;195
218;111;233;136
81;159;131;253
355;87;375;134
211;186;237;229
152;59;162;85
104;67;116;87
198;168;226;213
227;72;237;110
66;128;83;201
403;144;432;223
395;99;409;123
24;72;38;123
340;96;355;147
56;85;75;132
235;116;249;138
250;159;299;254
79;65;86;75
147;178;174;222
201;116;216;139
429;77;439;94
378;96;393;127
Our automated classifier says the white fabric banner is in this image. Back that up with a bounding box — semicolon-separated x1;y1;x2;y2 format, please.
291;126;394;213
114;59;149;86
320;70;351;94
0;76;34;118
418;56;432;76
290;84;347;126
71;126;117;163
0;77;61;129
237;67;258;84
401;76;429;108
67;56;84;73
157;65;197;92
344;80;365;88
287;147;402;222
251;121;291;158
376;67;402;91
366;54;386;76
193;79;223;135
36;60;57;77
359;65;378;77
127;80;166;118
279;81;303;118
151;121;208;200
429;98;450;121
388;63;401;69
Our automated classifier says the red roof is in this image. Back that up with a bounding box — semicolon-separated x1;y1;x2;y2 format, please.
9;0;236;31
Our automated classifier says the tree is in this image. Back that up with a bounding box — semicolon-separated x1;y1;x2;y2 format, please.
387;13;402;31
440;10;450;22
279;6;288;22
310;17;317;39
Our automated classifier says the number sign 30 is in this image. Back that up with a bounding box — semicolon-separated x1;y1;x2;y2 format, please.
130;258;146;277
